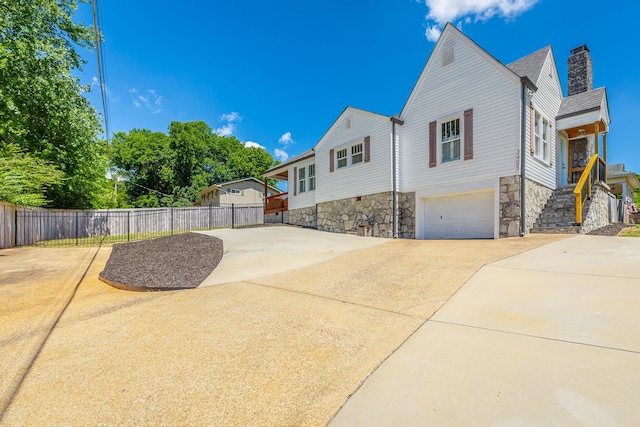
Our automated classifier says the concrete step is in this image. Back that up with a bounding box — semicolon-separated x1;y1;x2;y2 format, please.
530;226;582;234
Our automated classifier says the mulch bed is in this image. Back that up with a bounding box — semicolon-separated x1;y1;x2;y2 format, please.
587;222;633;236
99;232;223;291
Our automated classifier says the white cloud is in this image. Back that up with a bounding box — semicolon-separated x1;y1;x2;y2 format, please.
423;0;538;41
274;149;289;162
244;141;265;149
425;25;442;42
214;112;243;136
219;112;241;123
214;123;235;137
278;132;294;147
131;89;163;114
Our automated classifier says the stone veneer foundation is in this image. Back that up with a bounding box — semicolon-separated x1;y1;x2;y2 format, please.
500;175;553;237
288;206;316;228
302;191;416;238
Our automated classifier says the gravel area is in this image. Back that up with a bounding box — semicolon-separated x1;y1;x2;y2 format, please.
587;222;633;236
99;232;223;291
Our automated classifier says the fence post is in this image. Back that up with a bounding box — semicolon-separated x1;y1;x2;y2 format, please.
231;204;235;229
127;210;131;242
208;203;212;229
170;207;174;235
75;211;79;246
14;208;18;248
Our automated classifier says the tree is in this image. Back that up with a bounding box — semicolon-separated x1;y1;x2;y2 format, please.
0;0;107;208
111;121;279;207
0;144;64;206
111;129;175;207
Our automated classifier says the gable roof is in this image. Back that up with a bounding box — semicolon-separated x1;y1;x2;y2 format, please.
557;87;608;120
507;46;551;84
314;106;391;149
400;23;522;117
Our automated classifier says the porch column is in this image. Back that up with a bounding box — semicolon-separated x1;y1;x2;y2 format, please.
594;121;600;181
264;178;268;214
603;131;607;182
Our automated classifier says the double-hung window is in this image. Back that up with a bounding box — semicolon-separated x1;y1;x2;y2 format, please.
533;111;550;162
337;148;347;168
298;166;306;193
308;164;316;191
351;143;363;164
441;118;460;162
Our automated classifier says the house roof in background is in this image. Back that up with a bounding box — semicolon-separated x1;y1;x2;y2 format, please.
197;177;281;196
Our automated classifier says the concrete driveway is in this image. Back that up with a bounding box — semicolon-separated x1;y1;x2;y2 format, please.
197;226;388;286
330;235;640;426
3;228;635;425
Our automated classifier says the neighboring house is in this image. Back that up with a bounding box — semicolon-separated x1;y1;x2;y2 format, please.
263;23;617;239
197;177;280;206
607;164;639;202
606;164;639;221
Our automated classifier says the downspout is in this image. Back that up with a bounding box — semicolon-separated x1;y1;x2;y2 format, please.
390;116;404;238
520;77;537;237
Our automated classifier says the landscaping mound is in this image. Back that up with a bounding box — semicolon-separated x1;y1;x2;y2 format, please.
99;232;223;291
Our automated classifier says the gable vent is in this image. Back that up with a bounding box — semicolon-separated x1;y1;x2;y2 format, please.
442;47;454;67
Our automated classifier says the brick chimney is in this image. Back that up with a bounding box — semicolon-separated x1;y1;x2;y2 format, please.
567;45;593;96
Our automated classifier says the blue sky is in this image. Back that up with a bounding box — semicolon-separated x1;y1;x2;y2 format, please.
76;0;640;173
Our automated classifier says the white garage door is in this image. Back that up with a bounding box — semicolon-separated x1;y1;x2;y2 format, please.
422;190;494;239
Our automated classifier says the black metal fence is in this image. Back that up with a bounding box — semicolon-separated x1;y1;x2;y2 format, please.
10;204;264;247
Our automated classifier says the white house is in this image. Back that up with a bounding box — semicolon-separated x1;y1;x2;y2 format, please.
263;23;615;239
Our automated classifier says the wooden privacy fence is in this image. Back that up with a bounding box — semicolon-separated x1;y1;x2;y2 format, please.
0;203;264;248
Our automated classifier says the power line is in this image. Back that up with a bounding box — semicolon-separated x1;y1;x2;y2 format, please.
91;0;110;143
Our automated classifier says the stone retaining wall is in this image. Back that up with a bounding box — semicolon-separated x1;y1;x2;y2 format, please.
315;191;415;238
288;206;316;228
581;183;613;233
500;175;553;237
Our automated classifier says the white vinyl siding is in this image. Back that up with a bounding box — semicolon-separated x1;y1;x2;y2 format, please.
400;30;521;193
287;158;316;209
315;109;392;204
525;53;562;189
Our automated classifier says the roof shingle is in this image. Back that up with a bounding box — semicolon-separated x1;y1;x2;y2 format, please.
507;46;551;84
557;87;607;119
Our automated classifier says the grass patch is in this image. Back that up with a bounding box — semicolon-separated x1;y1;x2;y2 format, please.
619;225;640;237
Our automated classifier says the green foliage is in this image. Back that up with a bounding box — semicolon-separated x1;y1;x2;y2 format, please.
0;144;64;206
0;0;107;208
111;121;278;207
635;175;640;206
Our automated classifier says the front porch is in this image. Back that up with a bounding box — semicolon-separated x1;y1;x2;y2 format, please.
555;85;612;228
262;167;289;215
